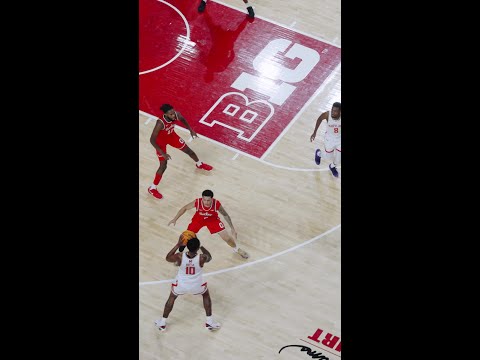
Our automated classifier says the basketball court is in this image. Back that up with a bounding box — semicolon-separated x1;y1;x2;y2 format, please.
139;0;341;358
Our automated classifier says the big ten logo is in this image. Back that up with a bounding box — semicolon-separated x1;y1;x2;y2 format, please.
199;38;322;142
307;328;341;353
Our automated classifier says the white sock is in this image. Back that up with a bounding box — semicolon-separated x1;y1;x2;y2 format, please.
149;184;156;190
157;317;166;325
206;316;212;324
196;161;203;166
232;246;238;252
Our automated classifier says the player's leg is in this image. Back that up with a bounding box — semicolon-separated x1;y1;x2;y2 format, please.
242;0;255;17
324;136;339;178
162;291;177;318
211;222;249;259
198;0;207;13
201;289;221;330
148;145;168;199
334;144;341;168
171;132;213;171
154;289;178;331
331;139;341;177
202;288;212;316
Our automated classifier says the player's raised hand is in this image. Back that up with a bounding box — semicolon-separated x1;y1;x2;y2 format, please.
177;236;185;246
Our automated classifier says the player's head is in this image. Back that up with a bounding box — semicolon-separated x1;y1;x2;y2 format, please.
202;189;214;207
160;103;173;113
331;102;341;119
187;237;200;253
160;103;176;121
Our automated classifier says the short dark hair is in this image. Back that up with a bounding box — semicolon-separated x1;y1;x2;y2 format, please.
187;237;200;252
332;102;341;110
202;189;214;198
160;104;174;113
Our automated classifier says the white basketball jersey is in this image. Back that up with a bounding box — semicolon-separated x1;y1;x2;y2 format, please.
325;111;341;138
176;252;203;285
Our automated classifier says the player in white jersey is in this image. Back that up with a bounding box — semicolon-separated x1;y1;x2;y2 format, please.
310;102;341;177
154;236;221;332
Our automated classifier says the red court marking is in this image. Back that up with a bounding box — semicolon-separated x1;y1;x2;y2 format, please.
140;0;341;158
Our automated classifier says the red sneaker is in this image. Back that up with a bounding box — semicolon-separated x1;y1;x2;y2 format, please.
148;188;163;199
196;162;213;171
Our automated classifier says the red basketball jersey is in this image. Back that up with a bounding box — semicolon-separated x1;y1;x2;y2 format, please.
192;198;222;221
155;112;177;143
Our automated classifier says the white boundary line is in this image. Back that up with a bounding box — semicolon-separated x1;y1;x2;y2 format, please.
139;0;191;75
139;224;340;286
139;2;341;168
260;63;341;160
140;116;337;172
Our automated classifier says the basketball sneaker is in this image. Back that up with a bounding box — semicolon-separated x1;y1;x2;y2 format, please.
314;148;321;165
154;319;166;332
196;162;213;171
205;321;221;331
198;0;206;12
236;248;249;259
148;188;163;199
329;164;339;178
247;6;255;18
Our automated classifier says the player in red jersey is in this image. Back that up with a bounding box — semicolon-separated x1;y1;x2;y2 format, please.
198;0;255;18
147;104;213;200
168;189;249;259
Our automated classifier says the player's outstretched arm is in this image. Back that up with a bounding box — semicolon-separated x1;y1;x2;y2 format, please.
168;200;196;226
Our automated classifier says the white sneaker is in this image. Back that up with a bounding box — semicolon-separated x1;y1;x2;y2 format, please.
154;319;166;331
205;321;221;331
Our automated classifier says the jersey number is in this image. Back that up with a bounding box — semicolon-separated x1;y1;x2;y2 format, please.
334;128;339;133
186;266;195;275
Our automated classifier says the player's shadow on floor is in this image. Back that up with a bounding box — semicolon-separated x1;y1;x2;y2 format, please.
199;9;253;84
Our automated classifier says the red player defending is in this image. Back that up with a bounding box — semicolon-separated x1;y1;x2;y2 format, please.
147;104;213;200
168;190;249;259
